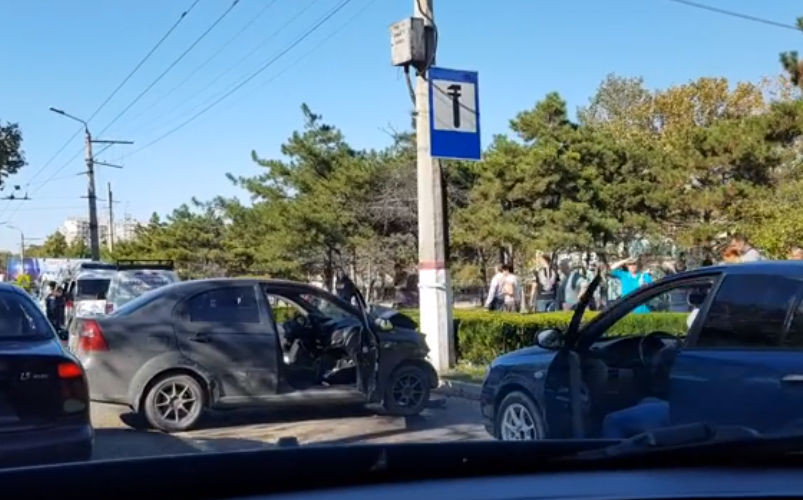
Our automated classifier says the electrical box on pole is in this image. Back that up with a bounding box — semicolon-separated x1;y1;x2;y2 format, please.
389;17;426;68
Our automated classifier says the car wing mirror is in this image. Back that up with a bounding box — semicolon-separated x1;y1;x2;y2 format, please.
536;328;562;349
56;328;68;341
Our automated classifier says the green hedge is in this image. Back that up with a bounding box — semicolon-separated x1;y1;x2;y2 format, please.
398;309;688;365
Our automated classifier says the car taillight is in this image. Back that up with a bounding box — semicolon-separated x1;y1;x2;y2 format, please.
58;362;83;379
105;302;114;314
77;319;109;351
57;362;88;414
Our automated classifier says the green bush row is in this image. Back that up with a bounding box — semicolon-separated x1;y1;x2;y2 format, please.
397;309;688;365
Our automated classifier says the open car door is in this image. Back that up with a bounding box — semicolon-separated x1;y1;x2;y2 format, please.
543;273;601;439
336;273;380;403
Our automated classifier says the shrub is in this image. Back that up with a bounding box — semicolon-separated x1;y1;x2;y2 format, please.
397;309;687;365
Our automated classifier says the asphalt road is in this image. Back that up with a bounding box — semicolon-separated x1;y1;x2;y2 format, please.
91;396;489;460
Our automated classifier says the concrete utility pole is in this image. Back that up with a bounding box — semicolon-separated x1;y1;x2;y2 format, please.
413;0;454;373
83;127;100;260
107;182;115;253
50;107;131;261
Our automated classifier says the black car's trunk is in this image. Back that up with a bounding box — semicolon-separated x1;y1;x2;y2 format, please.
0;352;80;432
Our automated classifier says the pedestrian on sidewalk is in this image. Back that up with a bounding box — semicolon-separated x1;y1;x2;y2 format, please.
730;233;764;262
533;254;557;312
499;264;522;312
561;261;589;311
789;246;803;260
484;265;505;311
609;256;653;313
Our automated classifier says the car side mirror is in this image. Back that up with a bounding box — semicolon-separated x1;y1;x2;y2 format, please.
536;328;562;349
375;317;394;331
56;328;68;342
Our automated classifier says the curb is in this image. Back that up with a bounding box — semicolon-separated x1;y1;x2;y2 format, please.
435;379;482;401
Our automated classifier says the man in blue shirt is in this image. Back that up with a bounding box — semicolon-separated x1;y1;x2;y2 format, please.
609;257;653;313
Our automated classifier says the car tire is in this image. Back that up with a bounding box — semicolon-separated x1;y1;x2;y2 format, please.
495;391;545;441
383;364;431;416
142;374;205;433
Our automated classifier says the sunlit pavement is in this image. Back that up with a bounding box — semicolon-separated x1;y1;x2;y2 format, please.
90;396;489;460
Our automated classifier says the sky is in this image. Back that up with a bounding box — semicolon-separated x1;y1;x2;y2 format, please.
0;0;801;253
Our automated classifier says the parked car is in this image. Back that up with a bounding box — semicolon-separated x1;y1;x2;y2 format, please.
65;260;178;325
69;278;437;432
0;283;92;465
481;261;803;441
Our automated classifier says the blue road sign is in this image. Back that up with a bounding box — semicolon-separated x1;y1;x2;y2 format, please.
428;67;480;161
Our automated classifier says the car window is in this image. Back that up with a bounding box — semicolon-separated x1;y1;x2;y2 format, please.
112;287;165;317
264;294;307;324
187;286;260;324
601;281;713;338
76;279;111;300
784;300;803;348
697;275;800;348
0;291;53;339
297;293;356;321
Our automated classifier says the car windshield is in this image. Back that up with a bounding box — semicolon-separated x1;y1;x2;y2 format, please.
5;0;803;480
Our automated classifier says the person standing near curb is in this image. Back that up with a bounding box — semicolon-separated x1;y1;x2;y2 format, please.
533;255;557;312
609;256;653;313
484;265;505;310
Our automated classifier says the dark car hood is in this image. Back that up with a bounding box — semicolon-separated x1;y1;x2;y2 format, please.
0;337;63;356
378;327;425;344
492;344;557;367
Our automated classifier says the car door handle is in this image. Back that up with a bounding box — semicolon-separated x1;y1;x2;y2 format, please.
782;374;803;383
190;334;211;343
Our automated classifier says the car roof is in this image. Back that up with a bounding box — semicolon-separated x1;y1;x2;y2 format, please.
666;260;803;281
76;269;117;279
0;282;28;296
162;278;327;293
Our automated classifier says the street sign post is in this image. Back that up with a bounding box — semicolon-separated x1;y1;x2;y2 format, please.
428;67;480;161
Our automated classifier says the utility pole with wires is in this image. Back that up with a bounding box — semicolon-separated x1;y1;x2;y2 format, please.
107;182;118;253
49;107;132;261
390;0;454;373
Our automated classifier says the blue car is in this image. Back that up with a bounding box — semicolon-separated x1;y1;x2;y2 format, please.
481;261;803;441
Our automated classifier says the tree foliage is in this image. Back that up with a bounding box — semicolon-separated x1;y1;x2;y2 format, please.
0;121;25;188
74;75;803;288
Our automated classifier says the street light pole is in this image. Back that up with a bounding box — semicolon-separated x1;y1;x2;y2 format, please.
49;107;131;261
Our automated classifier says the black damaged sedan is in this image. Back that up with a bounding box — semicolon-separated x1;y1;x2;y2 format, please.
70;277;437;432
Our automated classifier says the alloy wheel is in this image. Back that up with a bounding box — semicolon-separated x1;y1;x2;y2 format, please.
391;373;425;408
500;402;539;441
154;381;199;426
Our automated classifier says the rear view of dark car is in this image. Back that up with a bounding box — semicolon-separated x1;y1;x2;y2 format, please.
0;285;92;466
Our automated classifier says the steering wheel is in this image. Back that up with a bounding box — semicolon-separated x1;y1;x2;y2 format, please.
637;331;677;367
293;313;311;330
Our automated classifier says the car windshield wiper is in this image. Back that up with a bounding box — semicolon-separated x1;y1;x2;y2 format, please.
564;422;803;461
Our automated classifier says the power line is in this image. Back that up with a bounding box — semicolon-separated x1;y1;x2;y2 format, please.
245;0;379;97
97;0;242;138
124;0;279;130
126;0;321;139
20;0;201;190
665;0;802;32
28;0;238;199
125;0;355;157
